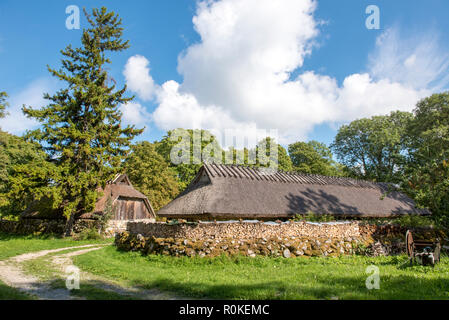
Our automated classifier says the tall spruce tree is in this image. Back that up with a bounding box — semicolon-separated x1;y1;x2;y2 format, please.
21;7;142;235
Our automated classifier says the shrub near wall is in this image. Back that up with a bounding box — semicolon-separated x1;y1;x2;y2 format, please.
0;219;98;236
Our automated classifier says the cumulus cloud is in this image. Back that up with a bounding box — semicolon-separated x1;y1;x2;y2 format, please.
123;55;157;101
0;78;56;134
124;0;448;145
119;101;151;127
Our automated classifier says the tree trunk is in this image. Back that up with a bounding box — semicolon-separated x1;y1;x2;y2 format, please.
64;213;76;237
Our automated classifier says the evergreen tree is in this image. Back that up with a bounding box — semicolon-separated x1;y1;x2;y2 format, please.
18;7;142;235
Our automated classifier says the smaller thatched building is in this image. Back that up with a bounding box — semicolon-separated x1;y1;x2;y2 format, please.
22;174;155;221
157;164;429;220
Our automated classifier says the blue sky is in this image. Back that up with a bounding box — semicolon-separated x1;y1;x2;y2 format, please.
1;0;449;148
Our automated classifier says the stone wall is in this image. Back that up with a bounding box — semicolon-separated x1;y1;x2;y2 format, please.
115;231;363;258
126;220;361;240
116;220;448;258
0;219;86;235
105;219;155;237
0;218;155;237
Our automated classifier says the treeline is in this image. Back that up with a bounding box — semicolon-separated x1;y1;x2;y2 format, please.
0;7;447;233
2;92;448;226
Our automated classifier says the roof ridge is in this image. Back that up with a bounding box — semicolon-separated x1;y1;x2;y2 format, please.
205;163;378;188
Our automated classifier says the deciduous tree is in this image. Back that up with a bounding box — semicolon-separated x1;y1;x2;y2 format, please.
331;111;412;182
404;92;449;223
288;140;345;176
123;141;179;212
0;92;8;118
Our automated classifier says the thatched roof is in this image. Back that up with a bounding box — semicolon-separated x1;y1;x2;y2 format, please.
157;164;430;220
22;174;155;220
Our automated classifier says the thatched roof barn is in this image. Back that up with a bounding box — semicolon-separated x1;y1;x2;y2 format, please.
157;164;429;220
22;174;155;220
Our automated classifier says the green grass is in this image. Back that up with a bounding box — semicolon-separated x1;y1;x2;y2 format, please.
0;232;112;260
73;246;449;300
0;280;33;300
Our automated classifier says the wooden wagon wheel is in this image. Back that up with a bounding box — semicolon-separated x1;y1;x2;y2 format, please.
406;230;414;260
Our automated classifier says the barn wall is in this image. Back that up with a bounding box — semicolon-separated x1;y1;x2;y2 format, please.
114;197;150;220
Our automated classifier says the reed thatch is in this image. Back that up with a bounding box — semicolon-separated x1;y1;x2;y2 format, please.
157;163;429;220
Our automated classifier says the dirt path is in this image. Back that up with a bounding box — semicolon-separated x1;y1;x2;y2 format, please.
50;249;184;300
0;244;105;299
0;244;185;300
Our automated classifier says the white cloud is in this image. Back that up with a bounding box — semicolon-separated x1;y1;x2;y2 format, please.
124;0;448;145
0;78;56;135
119;102;151;127
368;27;449;91
123;55;157;101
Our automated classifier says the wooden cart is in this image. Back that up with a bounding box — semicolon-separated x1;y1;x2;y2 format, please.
406;230;441;266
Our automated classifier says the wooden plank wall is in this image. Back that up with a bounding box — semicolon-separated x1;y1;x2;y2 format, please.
115;198;149;220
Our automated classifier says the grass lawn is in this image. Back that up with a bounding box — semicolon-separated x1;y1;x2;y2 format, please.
0;232;112;260
73;246;449;300
0;280;32;300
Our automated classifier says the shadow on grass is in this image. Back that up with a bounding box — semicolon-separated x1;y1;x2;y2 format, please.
131;272;449;300
0;281;33;300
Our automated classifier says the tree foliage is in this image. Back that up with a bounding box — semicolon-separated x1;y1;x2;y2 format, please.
123;141;179;211
11;7;142;234
0;131;47;218
0;92;8;118
331;111;412;182
155;129;223;191
403;92;449;223
288;140;345;176
253;137;293;172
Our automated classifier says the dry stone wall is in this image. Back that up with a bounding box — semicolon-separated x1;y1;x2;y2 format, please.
116;220;448;258
0;218;154;236
126;220;361;240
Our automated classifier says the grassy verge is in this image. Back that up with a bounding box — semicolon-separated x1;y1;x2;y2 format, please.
73;246;449;300
0;232;113;260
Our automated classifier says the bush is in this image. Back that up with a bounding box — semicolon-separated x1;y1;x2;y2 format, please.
293;211;336;222
73;227;103;241
362;215;436;228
